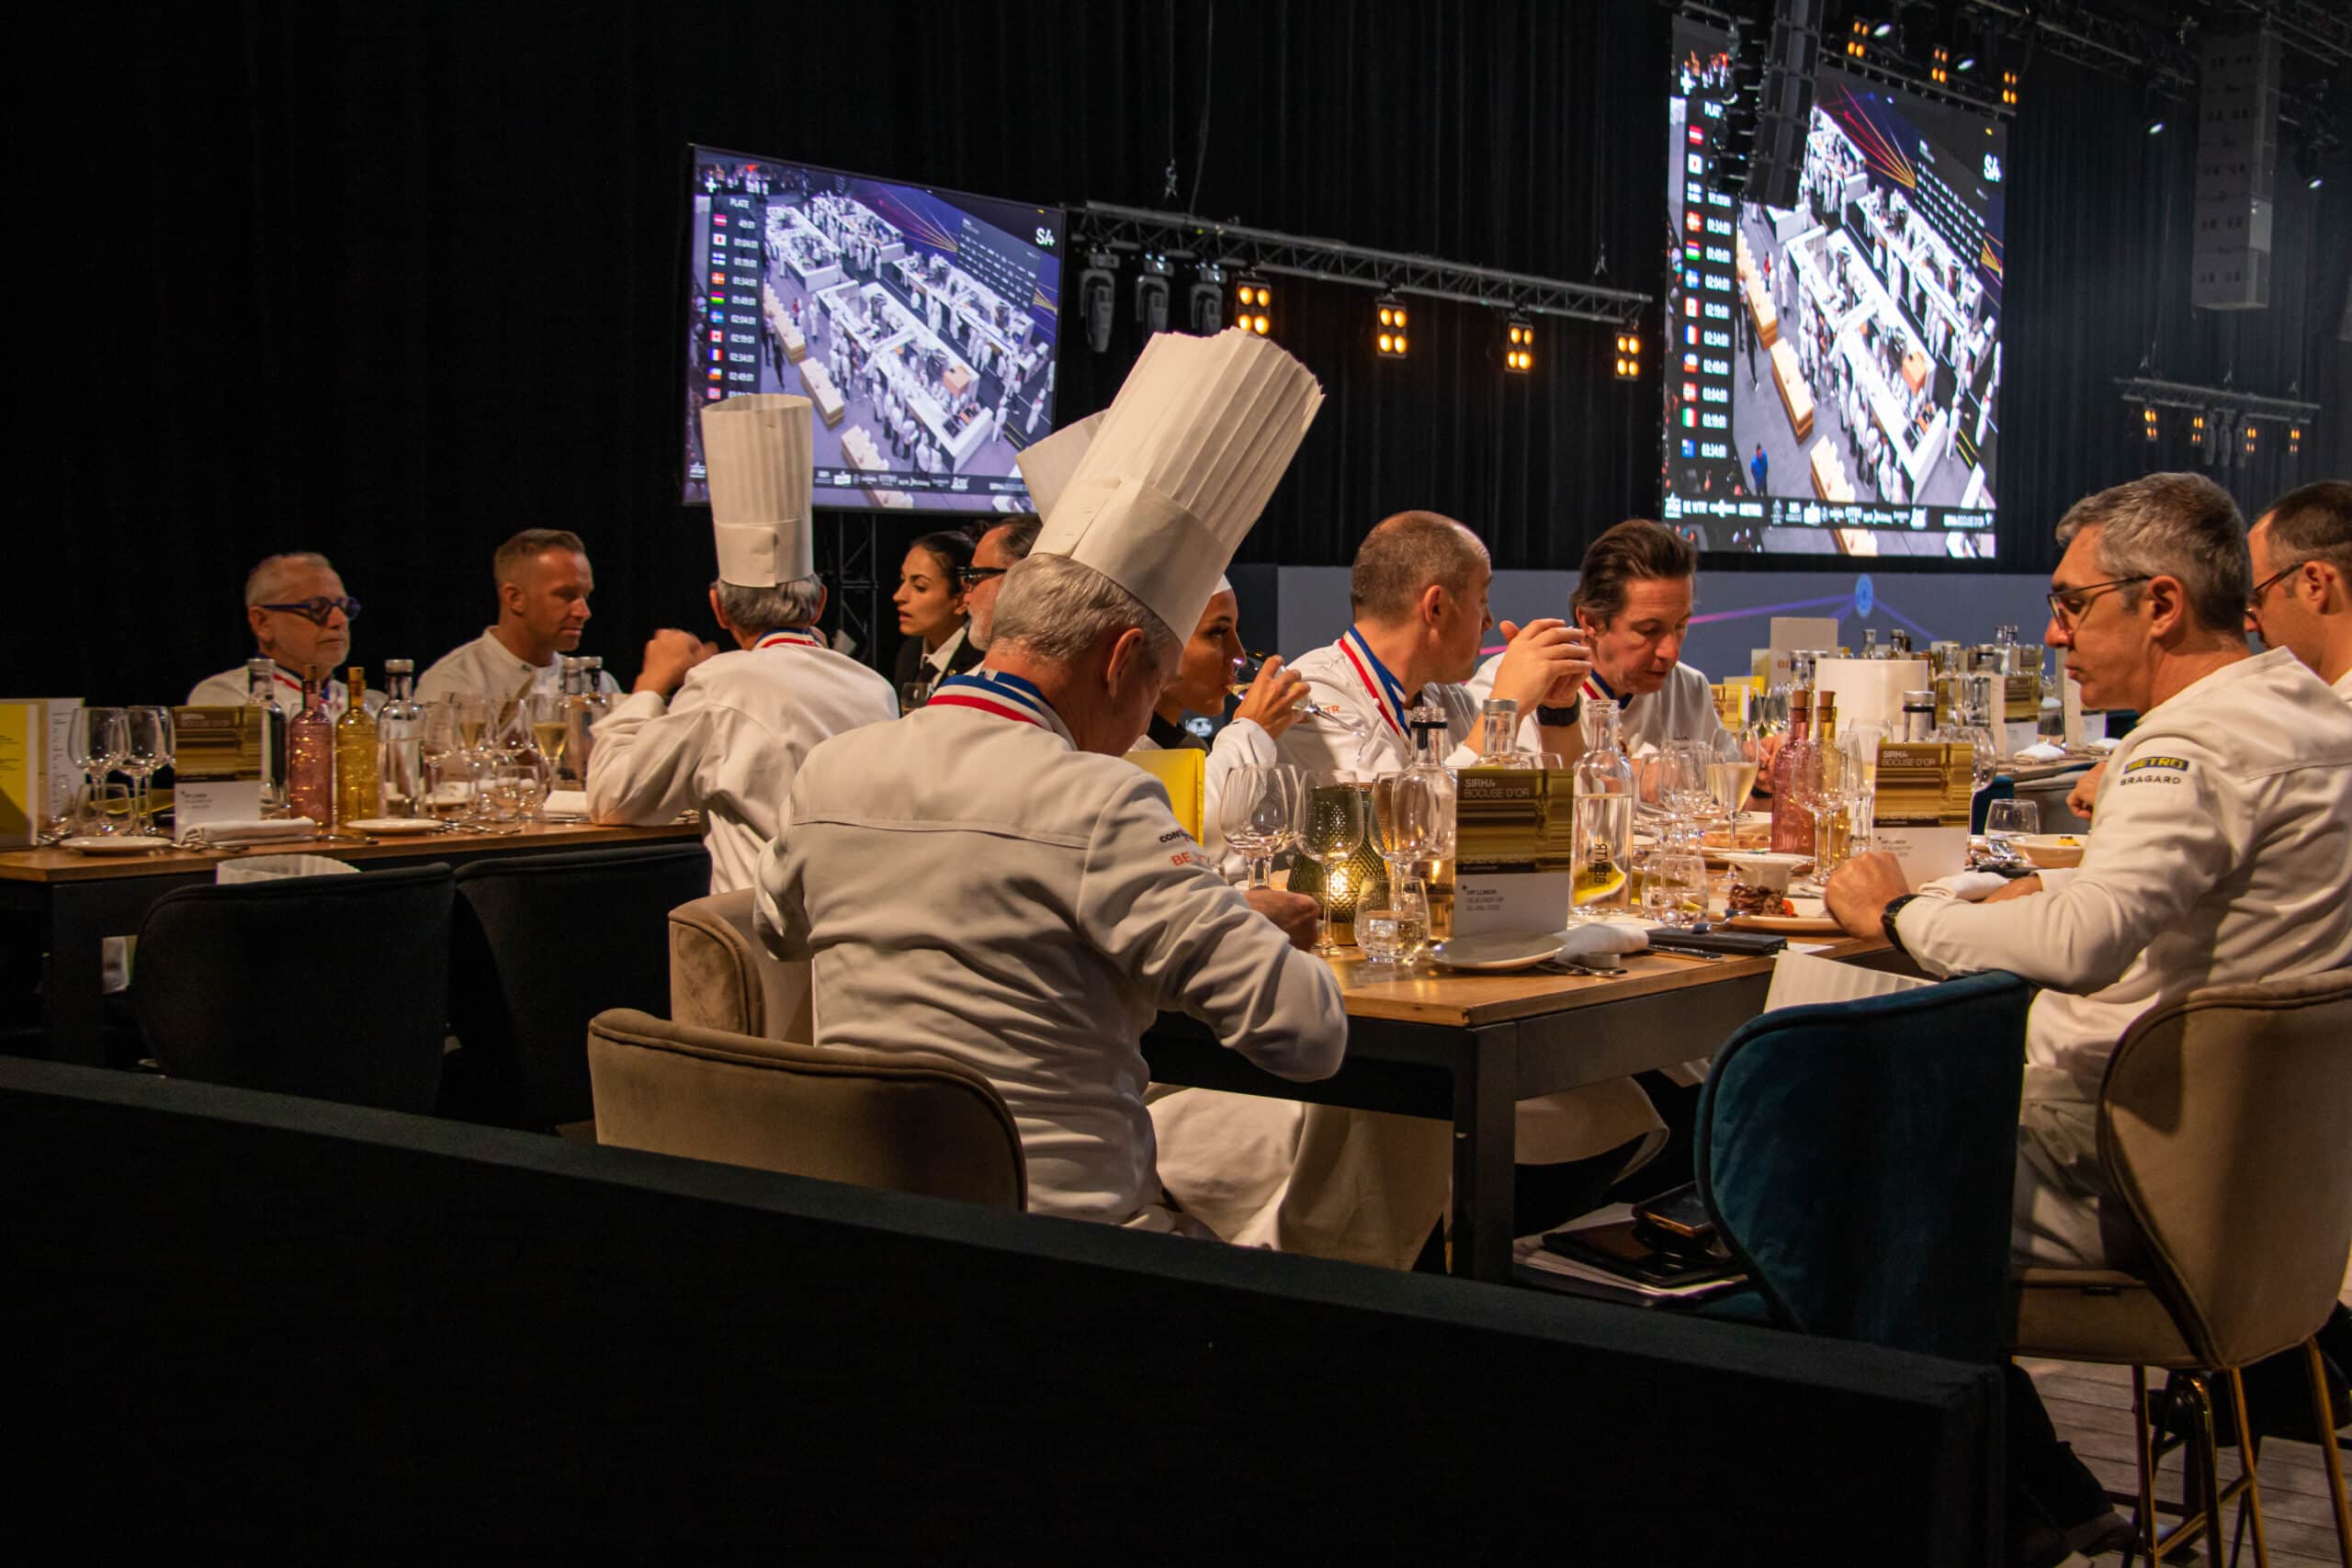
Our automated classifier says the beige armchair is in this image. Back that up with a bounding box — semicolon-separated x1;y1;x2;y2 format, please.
2011;971;2352;1567
668;888;813;1040
588;1008;1025;1210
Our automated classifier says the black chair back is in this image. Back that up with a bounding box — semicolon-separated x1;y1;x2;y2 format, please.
447;843;712;1130
133;863;455;1112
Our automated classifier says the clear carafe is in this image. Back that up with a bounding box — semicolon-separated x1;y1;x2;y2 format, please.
1570;699;1634;919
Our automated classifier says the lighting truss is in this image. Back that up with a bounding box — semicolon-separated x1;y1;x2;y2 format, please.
2116;374;2320;426
1070;203;1652;327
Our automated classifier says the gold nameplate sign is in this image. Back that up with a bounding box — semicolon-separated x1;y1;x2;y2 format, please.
1872;740;1973;882
172;705;270;830
1454;766;1577;874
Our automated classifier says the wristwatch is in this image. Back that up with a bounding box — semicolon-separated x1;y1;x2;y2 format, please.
1880;893;1923;956
1535;703;1581;726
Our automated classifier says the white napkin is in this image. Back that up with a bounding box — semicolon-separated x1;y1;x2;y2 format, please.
2013;741;2067;761
2088;737;2120;752
543;790;590;818
1557;922;1654;959
1919;870;2010;902
217;853;361;886
184;818;319;846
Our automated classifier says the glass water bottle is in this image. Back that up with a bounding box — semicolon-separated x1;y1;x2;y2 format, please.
1571;699;1634;918
375;659;424;818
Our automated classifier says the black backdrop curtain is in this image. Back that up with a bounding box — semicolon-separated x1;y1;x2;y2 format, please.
15;1;2348;704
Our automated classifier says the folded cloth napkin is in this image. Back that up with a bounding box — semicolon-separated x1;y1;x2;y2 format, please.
181;818;319;846
542;790;589;818
1557;921;1653;959
2088;737;2120;751
2013;741;2067;761
1920;870;2011;902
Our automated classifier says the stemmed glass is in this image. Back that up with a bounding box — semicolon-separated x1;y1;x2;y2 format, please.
1366;772;1444;966
66;707;129;836
527;692;569;785
1659;741;1717;844
1217;764;1300;890
119;706;175;839
420;698;479;826
1711;728;1764;848
1787;743;1845;882
1297;771;1366;954
1837;720;1889;863
1983;798;2040;867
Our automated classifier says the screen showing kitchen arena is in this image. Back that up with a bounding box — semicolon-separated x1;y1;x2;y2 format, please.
683;146;1066;515
1664;21;2007;558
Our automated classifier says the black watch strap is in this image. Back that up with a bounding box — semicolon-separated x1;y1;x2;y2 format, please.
1880;893;1923;956
1535;702;1581;726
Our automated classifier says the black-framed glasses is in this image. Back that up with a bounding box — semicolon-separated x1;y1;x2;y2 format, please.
2045;577;2149;632
258;595;362;625
956;566;1009;589
2246;561;2304;614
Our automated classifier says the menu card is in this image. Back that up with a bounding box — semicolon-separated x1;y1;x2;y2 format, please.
1452;766;1576;936
1871;740;1974;881
172;705;270;832
0;697;80;845
1122;747;1205;842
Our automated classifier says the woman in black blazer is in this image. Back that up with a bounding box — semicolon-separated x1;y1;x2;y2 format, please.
891;528;981;705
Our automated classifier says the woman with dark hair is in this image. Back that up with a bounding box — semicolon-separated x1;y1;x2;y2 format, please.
891;528;980;705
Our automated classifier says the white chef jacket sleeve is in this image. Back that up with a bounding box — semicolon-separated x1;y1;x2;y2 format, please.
1894;738;2235;992
1203;717;1276;883
1078;772;1346;1080
585;685;718;828
753;780;814;964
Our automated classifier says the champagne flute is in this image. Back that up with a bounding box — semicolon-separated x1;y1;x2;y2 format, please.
119;706;175;838
66;707;129;836
1709;728;1762;846
528;692;569;778
1297;771;1365;954
1838;720;1888;860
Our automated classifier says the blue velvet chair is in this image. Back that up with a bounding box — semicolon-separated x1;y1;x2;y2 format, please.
1694;970;2032;1363
1971;773;2016;835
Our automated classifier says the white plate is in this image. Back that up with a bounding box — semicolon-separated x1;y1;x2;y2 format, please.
1428;931;1565;972
61;835;177;855
342;818;449;836
1726;895;1843;935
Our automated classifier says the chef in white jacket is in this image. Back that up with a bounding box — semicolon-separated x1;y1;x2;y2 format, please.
1827;471;2352;1268
587;393;899;894
1464;519;1732;756
758;327;1340;1233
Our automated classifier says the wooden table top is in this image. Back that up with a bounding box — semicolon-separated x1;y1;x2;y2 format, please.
1324;933;1887;1029
0;819;705;884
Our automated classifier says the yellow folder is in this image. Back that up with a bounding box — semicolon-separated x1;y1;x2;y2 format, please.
1123;747;1205;840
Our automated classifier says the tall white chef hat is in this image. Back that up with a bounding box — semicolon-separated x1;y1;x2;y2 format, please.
1033;328;1322;638
698;393;815;588
1012;411;1104;521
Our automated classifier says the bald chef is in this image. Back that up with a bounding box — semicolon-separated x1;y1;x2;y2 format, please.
758;328;1340;1233
587;394;899;893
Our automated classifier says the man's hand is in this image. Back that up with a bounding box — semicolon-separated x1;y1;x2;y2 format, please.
1981;874;2044;904
635;628;718;698
1490;617;1595;712
1824;850;1912;940
1231;654;1310;739
2066;759;2106;820
1244;887;1322;951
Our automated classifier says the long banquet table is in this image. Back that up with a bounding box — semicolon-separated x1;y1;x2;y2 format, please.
0;820;707;1066
1143;933;1914;1282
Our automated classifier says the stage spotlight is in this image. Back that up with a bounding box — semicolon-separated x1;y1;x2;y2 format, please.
1188;264;1226;335
1613;331;1642;382
2243;421;2258;457
1957;51;1977;72
1931;45;1951;85
2142;405;2159;443
1233;273;1273;336
1872;20;1894;39
2143;91;2166;136
2188;412;2206;448
1503;316;1535;376
1080;252;1118;354
1134;253;1172;334
2294;142;2324;191
2289;424;2302;455
1374;294;1409;359
2001;68;2019;108
1845;18;1869;60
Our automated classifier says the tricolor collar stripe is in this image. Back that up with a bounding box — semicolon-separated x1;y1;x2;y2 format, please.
927;692;1045;728
1582;671;1634;711
1340;628;1407;737
754;629;825;650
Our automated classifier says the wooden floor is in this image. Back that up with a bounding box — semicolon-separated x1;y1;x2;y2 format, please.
2023;1269;2350;1566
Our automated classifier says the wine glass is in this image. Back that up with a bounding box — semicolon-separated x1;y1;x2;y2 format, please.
527;692;569;783
1297;771;1366;954
1366;773;1443;965
420;699;479;826
1218;764;1298;890
119;706;175;838
66;707;129;836
1660;740;1716;844
1838;720;1889;861
1784;743;1840;880
1710;728;1763;848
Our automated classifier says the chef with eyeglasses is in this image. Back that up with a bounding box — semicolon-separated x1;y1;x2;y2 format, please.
187;551;382;717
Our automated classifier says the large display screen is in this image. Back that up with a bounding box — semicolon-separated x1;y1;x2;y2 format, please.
683;146;1066;514
1663;22;2007;558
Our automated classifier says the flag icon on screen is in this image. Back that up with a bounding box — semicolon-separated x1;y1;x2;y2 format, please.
707;388;723;399
709;331;722;343
1682;409;1696;427
707;368;724;381
714;214;728;225
1686;325;1699;344
1680;439;1697;458
1685;299;1698;318
1683;353;1699;372
710;349;722;362
1686;212;1702;233
1683;381;1698;400
1687;126;1705;145
1684;270;1701;289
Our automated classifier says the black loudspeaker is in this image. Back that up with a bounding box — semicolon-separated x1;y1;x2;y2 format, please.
1744;0;1822;211
2190;28;2279;311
